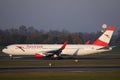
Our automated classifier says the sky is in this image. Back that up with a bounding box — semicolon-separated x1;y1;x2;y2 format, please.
0;0;120;32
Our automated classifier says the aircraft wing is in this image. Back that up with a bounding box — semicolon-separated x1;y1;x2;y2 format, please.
40;41;68;57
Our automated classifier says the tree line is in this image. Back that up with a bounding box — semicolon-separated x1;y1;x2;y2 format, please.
0;25;119;46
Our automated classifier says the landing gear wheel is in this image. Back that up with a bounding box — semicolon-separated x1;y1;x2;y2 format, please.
9;55;13;60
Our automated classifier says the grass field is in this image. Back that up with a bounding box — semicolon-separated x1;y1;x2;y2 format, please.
0;59;120;68
0;58;120;80
0;71;120;80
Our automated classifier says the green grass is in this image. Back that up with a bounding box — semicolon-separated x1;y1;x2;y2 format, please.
0;71;120;80
0;60;120;68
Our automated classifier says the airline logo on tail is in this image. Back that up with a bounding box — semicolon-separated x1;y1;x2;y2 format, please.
93;26;115;47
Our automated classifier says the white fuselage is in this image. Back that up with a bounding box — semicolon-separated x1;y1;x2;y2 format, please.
2;44;111;56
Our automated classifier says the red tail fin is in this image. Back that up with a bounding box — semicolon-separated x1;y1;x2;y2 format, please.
93;26;115;47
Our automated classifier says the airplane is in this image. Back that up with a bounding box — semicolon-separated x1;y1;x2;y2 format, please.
2;26;115;59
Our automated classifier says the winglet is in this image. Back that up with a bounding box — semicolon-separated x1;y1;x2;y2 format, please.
86;40;90;44
61;41;68;49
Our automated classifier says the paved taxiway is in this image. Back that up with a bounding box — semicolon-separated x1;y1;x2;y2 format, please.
0;66;120;72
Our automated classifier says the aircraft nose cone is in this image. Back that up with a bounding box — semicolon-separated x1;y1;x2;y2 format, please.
2;48;7;53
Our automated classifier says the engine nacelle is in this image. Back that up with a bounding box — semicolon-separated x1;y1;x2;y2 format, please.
53;54;58;58
35;53;44;58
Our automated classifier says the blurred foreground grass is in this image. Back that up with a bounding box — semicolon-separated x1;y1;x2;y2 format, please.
0;71;120;80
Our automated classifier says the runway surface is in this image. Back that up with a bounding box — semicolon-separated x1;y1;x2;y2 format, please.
0;66;120;72
0;54;120;60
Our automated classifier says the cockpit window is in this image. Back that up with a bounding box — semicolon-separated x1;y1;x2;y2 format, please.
4;47;8;49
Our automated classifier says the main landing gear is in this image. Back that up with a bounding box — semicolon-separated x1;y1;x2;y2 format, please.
9;54;13;60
